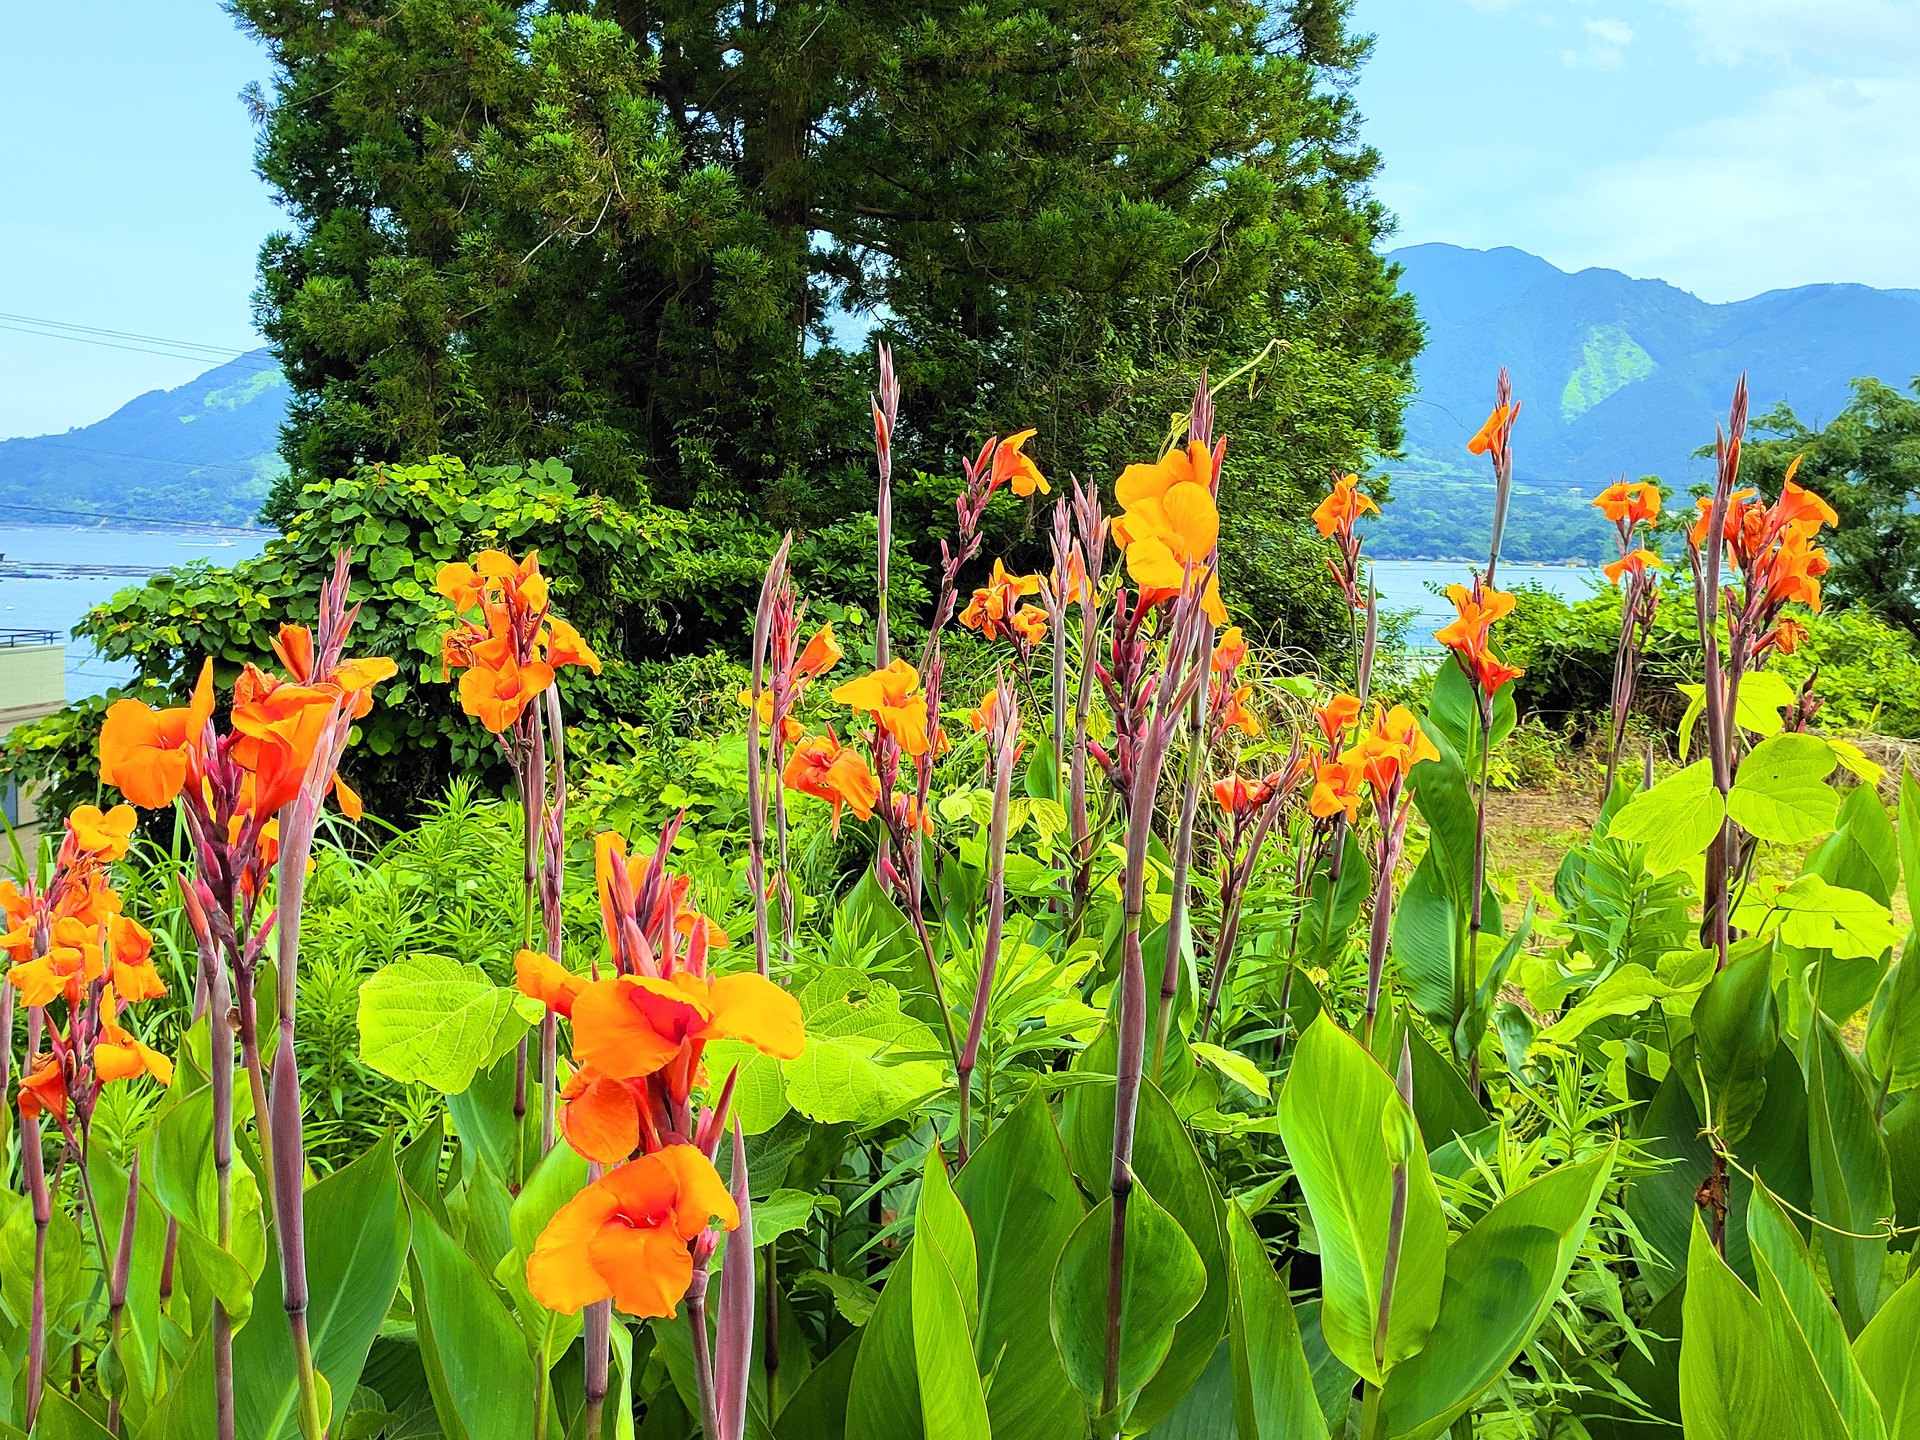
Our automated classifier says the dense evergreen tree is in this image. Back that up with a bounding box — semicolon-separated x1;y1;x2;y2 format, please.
1742;379;1920;633
233;0;1419;648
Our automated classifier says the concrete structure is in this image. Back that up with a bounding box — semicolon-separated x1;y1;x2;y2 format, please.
0;631;66;837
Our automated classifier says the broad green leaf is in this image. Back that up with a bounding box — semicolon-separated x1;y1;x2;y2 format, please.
233;1138;408;1439
404;1177;538;1440
1856;1266;1920;1440
1391;851;1459;1027
1609;760;1725;874
1676;672;1796;761
444;1050;539;1190
1692;946;1779;1146
783;981;946;1127
1901;763;1920;907
1225;1205;1328;1440
1275;1016;1446;1385
1774;874;1902;961
1809;1014;1894;1335
1296;829;1370;975
1831;738;1888;787
1536;963;1668;1044
846;1249;925;1440
88;1148;165;1411
1377;1152;1613;1439
32;1392;115;1439
1747;1184;1885;1440
357;954;532;1094
954;1087;1087;1440
1868;951;1920;1096
1811;782;1901;907
1059;1075;1230;1432
702;1040;791;1135
1190;1043;1269;1100
1727;732;1841;844
912;1161;991;1440
144;1084;267;1320
1680;1213;1795;1439
777;1332;862;1440
1049;1183;1206;1428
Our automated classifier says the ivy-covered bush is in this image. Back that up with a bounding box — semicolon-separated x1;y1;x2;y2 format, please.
6;457;695;816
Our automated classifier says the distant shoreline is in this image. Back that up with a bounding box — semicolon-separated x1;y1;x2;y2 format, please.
0;518;275;538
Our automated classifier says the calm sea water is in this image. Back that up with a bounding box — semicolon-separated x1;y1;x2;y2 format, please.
0;526;271;699
1366;559;1602;647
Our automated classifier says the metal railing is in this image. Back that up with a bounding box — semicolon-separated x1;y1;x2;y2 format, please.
0;629;62;647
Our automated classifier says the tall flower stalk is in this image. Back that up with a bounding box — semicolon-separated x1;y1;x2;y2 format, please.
1593;480;1665;797
957;677;1017;1162
438;547;601;1177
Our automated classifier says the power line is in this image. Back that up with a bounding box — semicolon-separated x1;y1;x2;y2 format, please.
0;312;276;369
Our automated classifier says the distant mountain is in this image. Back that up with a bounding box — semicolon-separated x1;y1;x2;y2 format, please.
0;350;286;529
1374;244;1920;563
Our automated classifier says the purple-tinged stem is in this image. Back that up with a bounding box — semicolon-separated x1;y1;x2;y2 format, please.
715;1126;755;1440
745;540;785;978
958;681;1018;1162
1362;802;1411;1050
203;940;237;1440
1152;625;1211;1079
873;342;898;670
23;1006;48;1432
1360;1039;1416;1440
583;1159;611;1438
106;1153;141;1435
1197;785;1289;1045
271;836;326;1440
688;1268;723;1440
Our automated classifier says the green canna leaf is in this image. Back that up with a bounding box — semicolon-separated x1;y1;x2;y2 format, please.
1225;1204;1328;1440
953;1086;1087;1440
911;1158;991;1440
1608;760;1725;875
1808;1014;1895;1336
1855;1265;1920;1440
1376;1151;1614;1439
1691;944;1779;1146
1726;732;1841;844
1048;1181;1206;1430
1276;1015;1446;1387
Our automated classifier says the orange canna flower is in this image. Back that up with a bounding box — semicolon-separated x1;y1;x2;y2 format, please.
1112;442;1223;616
476;549;550;611
68;804;136;861
959;561;1044;642
782;732;879;829
271;623;316;683
516;949;586;1019
1212;774;1273;814
967;686;1003;734
1354;705;1439;797
17;1055;67;1121
737;686;805;745
109;915;167;1003
1593;481;1661;527
832;660;933;757
9;914;107;1007
1315;693;1362;748
1467;402;1521;465
1603;549;1663;585
1216;684;1260;738
458;653;557;734
99;659;216;809
1212;626;1247;673
1008;604;1048;646
542;617;603;675
1312;473;1379;539
525;1145;739;1318
94;1005;175;1088
570;968;805;1083
1308;755;1365;823
1767;617;1809;655
1766;527;1828;611
1435;583;1523;696
990;429;1049;498
796;624;843;681
559;1065;650;1163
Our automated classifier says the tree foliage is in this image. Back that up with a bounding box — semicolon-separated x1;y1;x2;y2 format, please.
1743;378;1920;632
231;0;1418;647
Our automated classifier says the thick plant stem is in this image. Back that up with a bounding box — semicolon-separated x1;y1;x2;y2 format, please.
233;969;276;1227
1153;637;1209;1080
1465;690;1493;1093
274;821;326;1440
1068;565;1101;923
583;1162;611;1438
745;542;780;978
23;1007;48;1432
958;687;1016;1163
204;944;237;1440
688;1272;724;1440
106;1154;141;1436
1375;1039;1414;1372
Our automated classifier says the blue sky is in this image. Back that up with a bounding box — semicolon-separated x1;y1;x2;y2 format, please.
3;0;1917;438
